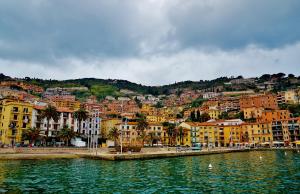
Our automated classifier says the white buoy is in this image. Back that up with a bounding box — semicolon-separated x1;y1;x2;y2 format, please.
259;156;262;160
208;164;213;169
285;152;287;156
298;150;299;153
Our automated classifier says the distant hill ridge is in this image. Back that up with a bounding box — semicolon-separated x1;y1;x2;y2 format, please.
0;73;299;100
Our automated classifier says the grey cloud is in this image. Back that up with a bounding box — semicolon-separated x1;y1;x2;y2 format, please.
0;0;299;85
168;0;300;50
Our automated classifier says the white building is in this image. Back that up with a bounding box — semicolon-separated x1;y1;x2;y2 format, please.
31;107;74;137
73;109;101;136
202;92;222;99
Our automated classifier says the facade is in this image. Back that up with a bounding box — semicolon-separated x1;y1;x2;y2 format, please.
51;99;81;111
243;107;264;119
146;115;166;123
258;110;290;122
32;107;75;137
179;122;199;147
203;92;221;99
74;109;101;136
101;118;122;138
241;122;273;146
0;99;33;145
272;118;300;145
240;94;278;110
117;122;164;146
284;90;299;104
207;108;221;120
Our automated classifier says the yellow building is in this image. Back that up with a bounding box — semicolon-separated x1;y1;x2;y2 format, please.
101;118;122;138
285;90;299;104
0;99;33;145
241;122;273;145
222;125;242;146
207;108;221;119
180;122;201;147
243;107;264;119
117;122;164;146
146;115;166;123
174;127;191;146
198;123;222;147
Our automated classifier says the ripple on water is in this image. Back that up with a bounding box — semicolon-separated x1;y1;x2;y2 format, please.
0;150;299;193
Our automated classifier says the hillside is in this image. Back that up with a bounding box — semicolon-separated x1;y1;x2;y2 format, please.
1;73;299;100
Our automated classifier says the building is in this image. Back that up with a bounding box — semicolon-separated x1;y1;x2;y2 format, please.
258;110;290;122
179;122;201;147
284;90;299;104
207;107;221;120
272;118;300;146
241;122;273;146
203;92;221;99
32;107;75;137
51;99;81;111
101;118;122;138
117;122;164;146
0;98;33;145
146;115;166;123
74;109;101;136
240;94;278;110
243;107;264;119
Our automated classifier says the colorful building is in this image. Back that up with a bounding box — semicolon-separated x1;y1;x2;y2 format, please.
0;98;33;145
240;94;278;110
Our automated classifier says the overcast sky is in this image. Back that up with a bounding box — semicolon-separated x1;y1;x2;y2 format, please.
0;0;299;86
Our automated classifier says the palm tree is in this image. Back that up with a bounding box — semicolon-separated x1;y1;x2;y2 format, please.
108;127;119;147
58;126;76;146
22;127;40;145
136;117;149;146
74;108;88;134
40;105;59;138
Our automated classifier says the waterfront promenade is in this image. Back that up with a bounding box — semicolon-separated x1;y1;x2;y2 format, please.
1;147;298;161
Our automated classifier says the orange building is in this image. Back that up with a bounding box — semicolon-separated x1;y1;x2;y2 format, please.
258;110;291;122
51;99;81;111
240;94;278;110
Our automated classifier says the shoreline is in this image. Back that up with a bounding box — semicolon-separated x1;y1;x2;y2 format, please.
0;148;298;161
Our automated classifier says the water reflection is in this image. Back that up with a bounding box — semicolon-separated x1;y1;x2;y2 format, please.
0;150;299;193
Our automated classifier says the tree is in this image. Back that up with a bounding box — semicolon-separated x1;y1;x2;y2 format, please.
199;113;211;122
178;127;185;145
166;123;176;146
259;74;271;82
154;101;164;108
108;127;119;147
196;110;201;121
288;74;295;79
22;127;40;145
40;105;59;138
190;110;196;121
136;117;149;146
58;126;76;146
219;112;229;120
74;108;88;134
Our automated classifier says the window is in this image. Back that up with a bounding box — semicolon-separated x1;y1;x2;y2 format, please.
13;107;18;112
22;123;27;128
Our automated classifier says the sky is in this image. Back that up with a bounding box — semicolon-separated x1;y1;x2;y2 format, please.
0;0;300;86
